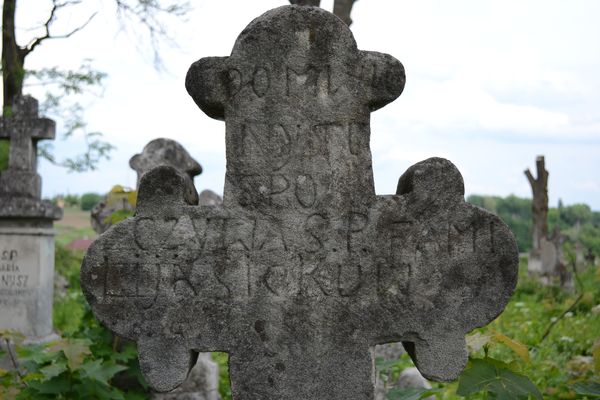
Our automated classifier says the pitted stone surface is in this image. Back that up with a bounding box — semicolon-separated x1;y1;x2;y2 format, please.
81;6;518;399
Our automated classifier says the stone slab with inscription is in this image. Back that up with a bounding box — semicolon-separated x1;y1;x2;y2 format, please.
0;226;56;338
0;95;62;340
81;6;519;399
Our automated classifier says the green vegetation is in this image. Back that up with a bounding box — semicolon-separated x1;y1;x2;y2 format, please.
0;140;8;171
468;195;600;257
54;206;96;247
1;245;147;400
377;258;600;399
80;193;103;212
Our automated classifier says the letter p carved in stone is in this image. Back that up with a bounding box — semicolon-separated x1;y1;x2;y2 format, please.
81;6;518;400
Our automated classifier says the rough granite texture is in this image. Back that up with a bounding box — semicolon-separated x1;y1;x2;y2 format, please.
0;96;61;220
81;6;519;399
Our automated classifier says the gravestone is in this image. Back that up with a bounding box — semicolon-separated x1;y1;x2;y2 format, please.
0;95;62;340
91;138;222;234
524;156;570;286
81;5;519;399
129;138;203;188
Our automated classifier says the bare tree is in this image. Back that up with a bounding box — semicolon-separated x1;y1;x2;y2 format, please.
332;0;356;26
524;155;549;251
1;0;190;171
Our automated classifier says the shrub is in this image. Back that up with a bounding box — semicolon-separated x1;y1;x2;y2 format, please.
80;193;103;211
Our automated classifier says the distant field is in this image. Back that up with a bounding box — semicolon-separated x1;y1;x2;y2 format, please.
55;206;97;247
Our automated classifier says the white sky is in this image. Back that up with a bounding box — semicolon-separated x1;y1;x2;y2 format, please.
13;0;600;209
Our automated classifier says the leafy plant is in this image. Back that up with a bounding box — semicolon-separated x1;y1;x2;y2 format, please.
571;381;600;398
387;387;440;400
457;358;542;399
0;244;147;399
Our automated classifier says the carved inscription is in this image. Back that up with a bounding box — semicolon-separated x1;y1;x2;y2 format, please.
231;121;370;208
0;248;29;291
101;207;502;305
225;63;390;100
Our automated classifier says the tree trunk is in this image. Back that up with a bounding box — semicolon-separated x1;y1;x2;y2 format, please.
2;0;26;113
289;0;356;26
524;155;549;251
333;0;356;26
289;0;321;6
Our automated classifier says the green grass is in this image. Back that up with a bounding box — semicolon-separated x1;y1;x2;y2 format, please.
54;225;96;247
54;206;96;247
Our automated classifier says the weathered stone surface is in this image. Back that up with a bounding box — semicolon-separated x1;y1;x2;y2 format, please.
198;190;222;206
0;96;61;219
129;138;202;187
81;5;518;399
0;224;56;338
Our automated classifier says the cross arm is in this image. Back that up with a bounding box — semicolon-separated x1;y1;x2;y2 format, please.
0;117;55;140
81;166;233;392
372;157;519;381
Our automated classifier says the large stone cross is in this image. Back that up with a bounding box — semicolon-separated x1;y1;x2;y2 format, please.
81;6;518;400
0;96;55;198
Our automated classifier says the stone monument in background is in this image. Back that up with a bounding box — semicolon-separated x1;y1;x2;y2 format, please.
81;6;519;399
0;96;62;340
91;138;222;234
525;155;570;287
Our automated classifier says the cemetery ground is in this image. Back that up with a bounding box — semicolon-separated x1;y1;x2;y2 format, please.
54;206;97;247
0;208;598;399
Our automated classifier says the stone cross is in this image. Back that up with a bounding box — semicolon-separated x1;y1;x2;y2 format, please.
0;96;55;171
129;138;203;188
0;96;55;199
81;6;519;400
0;96;61;340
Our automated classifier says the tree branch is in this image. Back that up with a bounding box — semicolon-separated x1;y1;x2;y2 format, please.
524;169;535;186
113;1;191;70
25;0;96;56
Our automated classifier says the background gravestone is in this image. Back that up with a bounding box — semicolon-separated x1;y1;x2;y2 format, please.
81;6;519;399
91;138;222;234
0;95;62;340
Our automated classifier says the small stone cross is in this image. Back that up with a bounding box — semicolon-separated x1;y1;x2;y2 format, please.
0;96;55;172
81;6;518;400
